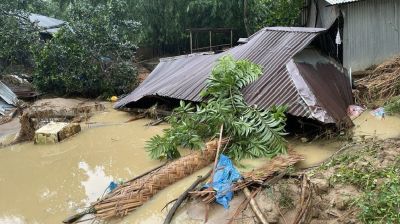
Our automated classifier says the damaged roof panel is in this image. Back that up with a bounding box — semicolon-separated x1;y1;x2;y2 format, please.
292;48;353;124
116;27;353;126
0;81;18;106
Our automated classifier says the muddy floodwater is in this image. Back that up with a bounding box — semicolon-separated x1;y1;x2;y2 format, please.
0;106;167;223
0;106;399;224
353;110;400;140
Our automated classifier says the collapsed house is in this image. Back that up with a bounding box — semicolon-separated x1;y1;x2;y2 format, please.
115;27;353;127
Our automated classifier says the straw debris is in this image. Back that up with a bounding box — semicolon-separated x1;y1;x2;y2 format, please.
355;56;400;104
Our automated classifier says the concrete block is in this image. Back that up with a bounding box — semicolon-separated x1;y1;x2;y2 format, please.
34;122;81;144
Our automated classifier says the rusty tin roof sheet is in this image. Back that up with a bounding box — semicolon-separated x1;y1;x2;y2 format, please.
115;27;353;125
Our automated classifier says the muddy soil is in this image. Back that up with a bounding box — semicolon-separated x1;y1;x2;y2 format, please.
221;139;400;224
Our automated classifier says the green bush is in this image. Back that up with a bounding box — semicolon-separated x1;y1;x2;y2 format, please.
384;96;400;115
34;1;140;97
0;9;40;70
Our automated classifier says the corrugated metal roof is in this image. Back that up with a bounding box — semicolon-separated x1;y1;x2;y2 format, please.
116;27;353;125
325;0;360;5
0;81;17;116
0;81;18;106
0;99;15;116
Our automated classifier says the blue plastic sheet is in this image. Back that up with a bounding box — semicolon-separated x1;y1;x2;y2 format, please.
204;154;241;209
108;181;118;191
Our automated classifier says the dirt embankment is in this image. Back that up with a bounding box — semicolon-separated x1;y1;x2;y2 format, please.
231;139;400;224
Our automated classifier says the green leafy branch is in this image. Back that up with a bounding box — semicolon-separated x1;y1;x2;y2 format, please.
147;55;287;161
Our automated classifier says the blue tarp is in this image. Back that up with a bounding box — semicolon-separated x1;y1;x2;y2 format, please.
204;154;241;209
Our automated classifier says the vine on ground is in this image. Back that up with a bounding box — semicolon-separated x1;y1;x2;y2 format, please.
146;55;287;161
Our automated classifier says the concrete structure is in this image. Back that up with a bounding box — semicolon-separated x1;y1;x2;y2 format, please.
34;122;81;144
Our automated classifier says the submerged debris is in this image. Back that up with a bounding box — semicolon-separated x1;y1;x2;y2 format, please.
190;152;304;203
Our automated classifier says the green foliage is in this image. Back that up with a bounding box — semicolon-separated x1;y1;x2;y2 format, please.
147;55;287;160
247;0;304;34
357;166;400;223
34;1;140;97
384;96;400;115
123;0;304;53
1;0;305;69
0;5;40;70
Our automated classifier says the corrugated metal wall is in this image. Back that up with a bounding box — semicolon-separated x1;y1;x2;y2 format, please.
343;0;400;71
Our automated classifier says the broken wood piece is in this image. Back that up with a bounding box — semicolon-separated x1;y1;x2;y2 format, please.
293;174;313;224
227;187;260;224
211;124;224;181
62;208;94;224
145;118;164;126
243;187;268;224
163;169;212;224
125;114;146;123
121;107;172;117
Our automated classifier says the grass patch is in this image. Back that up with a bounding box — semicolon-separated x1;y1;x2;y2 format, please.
329;147;400;223
278;183;295;209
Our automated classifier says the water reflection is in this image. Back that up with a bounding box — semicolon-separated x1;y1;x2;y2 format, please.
79;161;113;205
0;215;30;224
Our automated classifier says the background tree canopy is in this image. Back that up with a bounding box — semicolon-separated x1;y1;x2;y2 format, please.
0;0;304;97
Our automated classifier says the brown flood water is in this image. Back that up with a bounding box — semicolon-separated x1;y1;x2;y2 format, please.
0;107;166;223
353;110;400;140
0;107;399;223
